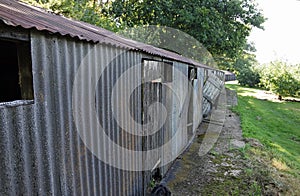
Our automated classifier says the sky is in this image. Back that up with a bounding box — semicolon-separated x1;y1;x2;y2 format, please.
249;0;300;64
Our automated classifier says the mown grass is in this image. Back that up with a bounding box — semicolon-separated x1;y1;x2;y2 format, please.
226;82;300;177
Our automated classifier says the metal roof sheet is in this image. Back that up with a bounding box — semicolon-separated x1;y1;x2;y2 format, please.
0;0;211;69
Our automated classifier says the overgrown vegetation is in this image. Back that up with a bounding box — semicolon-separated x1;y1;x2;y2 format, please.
226;83;300;179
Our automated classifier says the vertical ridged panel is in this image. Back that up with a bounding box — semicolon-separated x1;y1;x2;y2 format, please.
0;31;225;195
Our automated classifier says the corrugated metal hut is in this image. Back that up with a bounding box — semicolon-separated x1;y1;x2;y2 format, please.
0;0;224;195
224;70;236;82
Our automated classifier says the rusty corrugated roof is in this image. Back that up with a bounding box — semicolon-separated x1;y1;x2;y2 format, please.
0;0;211;68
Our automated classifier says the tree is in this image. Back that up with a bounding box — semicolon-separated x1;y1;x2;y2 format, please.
117;25;218;67
234;53;260;87
22;0;265;70
108;0;265;64
21;0;119;31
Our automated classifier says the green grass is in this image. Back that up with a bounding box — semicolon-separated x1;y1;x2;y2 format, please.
226;83;300;176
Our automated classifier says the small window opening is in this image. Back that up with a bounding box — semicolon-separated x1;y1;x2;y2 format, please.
142;59;173;83
188;66;197;84
0;39;33;103
162;61;173;83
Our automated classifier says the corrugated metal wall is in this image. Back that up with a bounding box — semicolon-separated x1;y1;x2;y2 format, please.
0;31;144;195
202;70;225;115
0;29;224;195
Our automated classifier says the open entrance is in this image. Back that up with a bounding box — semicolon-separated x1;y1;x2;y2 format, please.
187;66;197;136
0;39;33;103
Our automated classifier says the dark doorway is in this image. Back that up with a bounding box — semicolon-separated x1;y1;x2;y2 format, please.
0;39;33;103
0;40;21;102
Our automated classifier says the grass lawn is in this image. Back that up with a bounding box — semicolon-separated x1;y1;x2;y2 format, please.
226;82;300;177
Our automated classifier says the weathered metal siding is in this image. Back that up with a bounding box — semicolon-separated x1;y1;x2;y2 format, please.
138;60;199;193
193;68;205;131
170;62;190;164
0;31;145;195
0;28;224;195
32;32;147;195
202;70;225;115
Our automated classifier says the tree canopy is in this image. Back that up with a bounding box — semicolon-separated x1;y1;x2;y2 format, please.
22;0;119;31
22;0;265;69
109;0;265;62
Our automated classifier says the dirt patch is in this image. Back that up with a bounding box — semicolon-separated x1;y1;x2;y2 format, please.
163;88;298;195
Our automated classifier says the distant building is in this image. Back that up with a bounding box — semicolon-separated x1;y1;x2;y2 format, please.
223;70;236;81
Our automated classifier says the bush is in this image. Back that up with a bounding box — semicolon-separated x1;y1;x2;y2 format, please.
270;71;299;100
258;61;300;99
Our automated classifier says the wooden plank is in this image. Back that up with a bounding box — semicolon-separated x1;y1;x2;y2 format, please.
17;42;34;100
